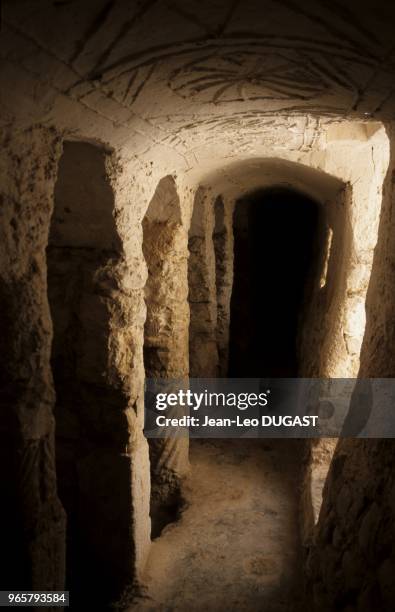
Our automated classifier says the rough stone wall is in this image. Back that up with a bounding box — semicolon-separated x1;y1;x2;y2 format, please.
188;188;218;377
213;196;234;376
304;123;395;612
298;186;351;378
293;126;390;551
143;176;189;380
297;184;349;550
359;122;395;378
0;126;66;591
307;440;395;611
188;185;236;379
142;175;189;537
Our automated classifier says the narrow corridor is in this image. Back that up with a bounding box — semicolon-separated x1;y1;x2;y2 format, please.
2;3;395;610
134;439;304;612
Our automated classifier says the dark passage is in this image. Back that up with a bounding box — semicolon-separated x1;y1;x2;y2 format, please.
228;187;322;378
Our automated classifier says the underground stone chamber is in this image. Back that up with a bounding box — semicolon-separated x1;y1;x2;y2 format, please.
2;2;395;610
2;127;390;611
47;144;389;609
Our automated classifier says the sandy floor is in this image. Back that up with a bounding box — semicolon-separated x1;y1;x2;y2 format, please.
132;439;304;612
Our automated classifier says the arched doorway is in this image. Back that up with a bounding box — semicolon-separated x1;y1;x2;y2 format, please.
229;186;325;378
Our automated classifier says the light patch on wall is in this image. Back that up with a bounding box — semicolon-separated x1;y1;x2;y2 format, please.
343;297;367;357
319;227;333;289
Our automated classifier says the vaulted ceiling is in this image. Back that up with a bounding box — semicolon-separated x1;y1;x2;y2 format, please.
2;1;394;164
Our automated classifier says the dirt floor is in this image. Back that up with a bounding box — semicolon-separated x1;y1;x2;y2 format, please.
130;439;305;612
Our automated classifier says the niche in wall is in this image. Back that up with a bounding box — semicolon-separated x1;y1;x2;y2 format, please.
47;141;125;605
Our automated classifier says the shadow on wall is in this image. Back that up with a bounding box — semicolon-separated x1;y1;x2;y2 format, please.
47;141;130;606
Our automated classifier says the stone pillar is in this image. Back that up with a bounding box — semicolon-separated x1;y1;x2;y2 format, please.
0;126;66;590
142;176;190;536
102;158;152;586
188;188;219;377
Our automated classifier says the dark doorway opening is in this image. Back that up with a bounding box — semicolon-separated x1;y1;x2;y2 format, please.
228;186;322;378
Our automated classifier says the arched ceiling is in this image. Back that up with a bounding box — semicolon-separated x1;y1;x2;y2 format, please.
2;1;394;170
200;157;345;203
